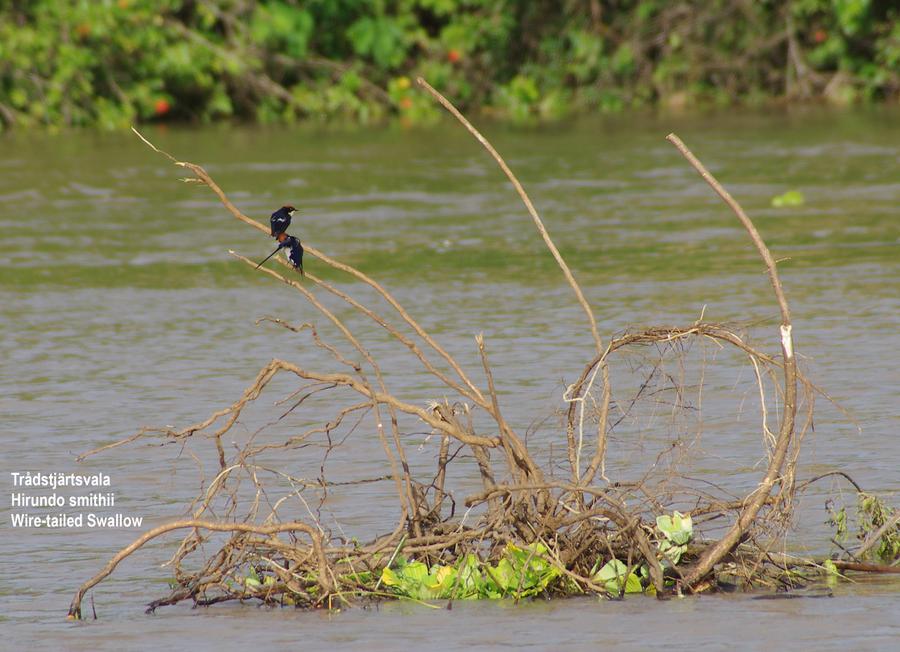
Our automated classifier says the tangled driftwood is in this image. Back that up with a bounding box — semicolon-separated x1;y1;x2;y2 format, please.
68;80;894;620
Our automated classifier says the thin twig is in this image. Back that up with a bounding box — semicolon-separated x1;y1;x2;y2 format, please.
417;79;602;353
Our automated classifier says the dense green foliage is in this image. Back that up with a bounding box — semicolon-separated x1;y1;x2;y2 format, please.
378;512;694;601
380;543;562;601
0;0;897;130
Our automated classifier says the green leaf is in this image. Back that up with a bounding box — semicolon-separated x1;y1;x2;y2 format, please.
250;2;313;59
400;560;430;584
659;540;686;565
380;566;401;587
593;559;643;594
771;190;805;208
656;511;693;545
833;0;871;36
347;16;406;69
490;558;518;594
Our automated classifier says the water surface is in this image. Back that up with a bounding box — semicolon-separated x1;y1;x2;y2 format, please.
1;108;898;649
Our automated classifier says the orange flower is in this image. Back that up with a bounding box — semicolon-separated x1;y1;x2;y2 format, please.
813;29;827;43
447;49;461;64
399;97;413;110
154;98;171;116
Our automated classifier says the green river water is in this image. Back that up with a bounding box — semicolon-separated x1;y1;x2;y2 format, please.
1;107;898;650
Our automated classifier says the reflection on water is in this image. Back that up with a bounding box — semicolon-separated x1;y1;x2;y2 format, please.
1;107;898;648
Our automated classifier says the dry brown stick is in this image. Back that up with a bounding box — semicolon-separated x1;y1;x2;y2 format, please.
245;401;371;456
229;254;418;534
666;135;792;324
205;361;284;468
133;126;486;407
231;288;507;452
75;427;154;462
475;333;541;481
470;444;500;516
550;496;664;595
416;79;602;356
581;343;614;484
133;127;492;536
304;245;487;405
762;550;900;575
259;318;359;370
433;435;451;517
132;127;266;238
306;271;488;408
67;519;328;620
135;127;425;535
462;479;627;508
417;78;610;483
78;359;288;463
666;133;798;589
569;322;775;486
831;560;900;574
277;364;499;449
235;255;488;451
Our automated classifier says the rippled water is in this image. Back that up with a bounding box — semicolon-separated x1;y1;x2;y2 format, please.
1;107;898;649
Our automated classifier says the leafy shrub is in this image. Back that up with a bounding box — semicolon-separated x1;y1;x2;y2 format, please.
0;0;897;131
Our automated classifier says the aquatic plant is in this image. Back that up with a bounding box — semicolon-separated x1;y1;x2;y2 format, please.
380;543;561;601
771;190;806;207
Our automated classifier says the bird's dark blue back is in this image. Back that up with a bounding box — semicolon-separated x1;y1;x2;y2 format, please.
270;206;294;237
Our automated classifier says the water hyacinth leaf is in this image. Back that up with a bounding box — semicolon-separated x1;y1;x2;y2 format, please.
771;190;806;208
659;539;686;565
488;558;518;594
593;559;643;594
425;564;458;599
455;554;487;598
656;510;693;545
381;544;560;601
593;559;625;583
380;566;401;587
434;565;455;585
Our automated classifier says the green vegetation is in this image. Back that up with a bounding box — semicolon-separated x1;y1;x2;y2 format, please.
377;512;693;602
829;492;900;563
166;511;707;608
380;543;561;601
771;190;806;207
0;0;898;130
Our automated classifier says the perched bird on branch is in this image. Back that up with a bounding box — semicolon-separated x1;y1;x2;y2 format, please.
269;205;296;237
256;232;304;275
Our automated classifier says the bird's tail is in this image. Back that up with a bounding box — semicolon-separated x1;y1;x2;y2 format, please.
255;245;282;269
